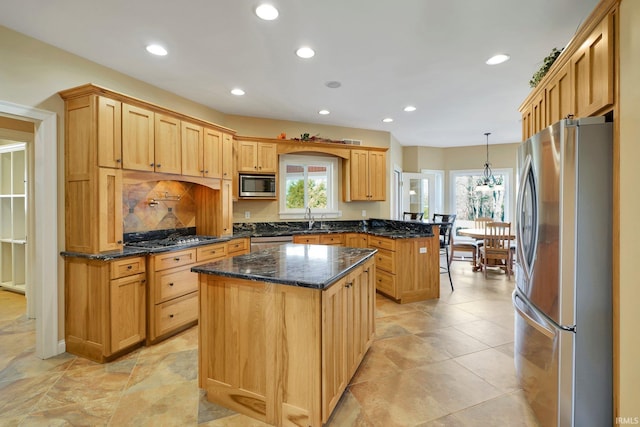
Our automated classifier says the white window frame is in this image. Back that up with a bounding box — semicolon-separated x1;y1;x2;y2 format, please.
448;168;512;227
278;154;341;219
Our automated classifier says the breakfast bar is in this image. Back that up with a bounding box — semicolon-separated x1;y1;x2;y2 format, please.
192;244;377;427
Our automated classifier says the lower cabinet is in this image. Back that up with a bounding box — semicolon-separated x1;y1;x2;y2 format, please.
65;256;146;363
198;257;375;427
293;233;345;245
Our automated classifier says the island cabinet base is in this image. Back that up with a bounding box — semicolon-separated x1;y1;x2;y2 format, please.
198;258;375;427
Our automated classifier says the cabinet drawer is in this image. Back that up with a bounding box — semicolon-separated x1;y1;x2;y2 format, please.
197;243;227;262
374;248;395;273
227;238;248;255
154;266;198;304
110;256;145;279
153;249;196;271
154;292;198;338
367;236;395;251
319;234;344;245
294;235;320;244
375;268;396;297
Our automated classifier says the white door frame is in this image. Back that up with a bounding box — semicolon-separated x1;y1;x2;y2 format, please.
0;100;59;359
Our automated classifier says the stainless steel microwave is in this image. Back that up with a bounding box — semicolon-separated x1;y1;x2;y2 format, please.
239;174;276;197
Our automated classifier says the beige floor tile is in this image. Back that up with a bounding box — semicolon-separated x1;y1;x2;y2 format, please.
454;348;520;393
454;299;516;320
449;390;541;427
325;389;375;426
200;413;273;426
198;389;237;424
416;327;489;357
126;349;197;392
20;395;120;427
415;304;482;328
375;295;419;318
452;319;514;347
0;372;63;418
374;334;452;370
349;346;401;385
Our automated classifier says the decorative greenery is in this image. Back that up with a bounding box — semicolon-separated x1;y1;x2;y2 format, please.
529;47;564;88
291;133;346;144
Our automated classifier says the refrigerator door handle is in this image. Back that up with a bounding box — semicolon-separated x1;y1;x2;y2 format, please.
515;153;538;282
513;291;555;338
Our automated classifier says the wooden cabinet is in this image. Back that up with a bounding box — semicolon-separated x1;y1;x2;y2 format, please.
64;94;124;253
571;12;614;118
65;256;146;362
293;235;320;244
226;237;249;256
181;122;204;177
546;61;572;126
220;179;233;236
122;103;155;171
345;233;369;248
97;96;122;168
237;140;277;173
222;133;234;180
153;113;182;174
198;257;374;426
368;235;439;303
293;234;344;245
147;248;199;344
343;149;386;201
202;127;223;179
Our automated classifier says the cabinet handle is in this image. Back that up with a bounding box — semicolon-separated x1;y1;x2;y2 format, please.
345;282;353;288
168;282;174;287
258;166;262;170
223;172;228;176
157;163;161;168
169;314;174;318
174;257;181;262
116;159;121;163
117;240;123;244
150;163;154;167
200;169;205;173
205;170;209;173
127;265;133;270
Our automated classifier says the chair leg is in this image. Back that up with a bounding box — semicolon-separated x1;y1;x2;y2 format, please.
445;246;454;291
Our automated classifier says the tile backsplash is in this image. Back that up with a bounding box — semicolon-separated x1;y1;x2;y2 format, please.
122;180;196;233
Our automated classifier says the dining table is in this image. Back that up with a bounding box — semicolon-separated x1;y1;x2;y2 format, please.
457;228;516;272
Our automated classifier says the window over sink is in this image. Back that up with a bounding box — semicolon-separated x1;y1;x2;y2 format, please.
278;154;340;219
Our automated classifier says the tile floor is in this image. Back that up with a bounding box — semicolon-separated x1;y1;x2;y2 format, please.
0;262;540;426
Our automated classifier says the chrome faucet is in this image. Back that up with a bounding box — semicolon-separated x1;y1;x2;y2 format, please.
305;207;315;230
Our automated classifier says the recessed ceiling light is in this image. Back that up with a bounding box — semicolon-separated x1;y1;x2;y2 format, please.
146;44;167;56
403;106;417;112
230;88;245;96
318;109;330;115
325;81;341;89
296;47;315;59
382;118;394;123
255;4;279;20
486;54;510;65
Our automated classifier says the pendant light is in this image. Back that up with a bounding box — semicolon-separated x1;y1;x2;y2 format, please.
476;132;503;191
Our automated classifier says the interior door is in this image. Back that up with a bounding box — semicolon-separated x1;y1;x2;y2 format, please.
402;173;431;219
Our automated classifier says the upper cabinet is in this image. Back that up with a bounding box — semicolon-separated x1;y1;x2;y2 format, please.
344;149;386;201
97;97;122;168
237;140;277;173
153;113;182;174
202;128;223;179
122;104;155;171
519;1;617;140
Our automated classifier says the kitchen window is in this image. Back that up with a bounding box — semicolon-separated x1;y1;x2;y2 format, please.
279;154;340;219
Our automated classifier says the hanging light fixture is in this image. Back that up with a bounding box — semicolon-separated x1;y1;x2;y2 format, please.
476;132;503;192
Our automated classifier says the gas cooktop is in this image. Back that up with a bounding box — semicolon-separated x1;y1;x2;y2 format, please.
125;235;219;250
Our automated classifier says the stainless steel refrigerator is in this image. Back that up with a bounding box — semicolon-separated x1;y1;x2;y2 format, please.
514;117;613;427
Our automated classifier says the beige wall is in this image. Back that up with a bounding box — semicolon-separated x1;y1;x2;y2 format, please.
617;0;640;417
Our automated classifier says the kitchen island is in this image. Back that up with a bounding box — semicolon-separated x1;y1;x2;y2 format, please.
192;244;376;427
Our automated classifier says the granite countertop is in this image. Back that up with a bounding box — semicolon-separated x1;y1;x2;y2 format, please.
192;243;377;289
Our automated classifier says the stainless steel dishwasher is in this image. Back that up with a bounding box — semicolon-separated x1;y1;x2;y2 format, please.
250;235;294;251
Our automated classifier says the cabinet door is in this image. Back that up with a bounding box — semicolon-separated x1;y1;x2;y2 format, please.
203;128;222;179
97;96;122;168
571;13;614;117
345;233;368;248
368;151;386;201
221;179;233;236
237;141;258;172
98;167;123;252
257;142;277;173
349;150;369;201
110;273;146;353
222;133;233;179
154;114;182;174
546;61;572;125
321;278;348;420
521;106;532;140
181;122;204;177
530;92;545;136
122;104;154;171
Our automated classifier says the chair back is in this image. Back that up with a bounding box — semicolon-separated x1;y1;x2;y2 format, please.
432;213;456;245
403;212;424;221
483;222;511;254
475;217;493;229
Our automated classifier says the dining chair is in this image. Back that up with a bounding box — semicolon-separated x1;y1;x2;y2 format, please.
479;221;512;279
432;213;456;291
403;212;424;221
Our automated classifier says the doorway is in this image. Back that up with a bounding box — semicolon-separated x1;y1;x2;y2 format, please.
401;170;444;220
0;101;59;359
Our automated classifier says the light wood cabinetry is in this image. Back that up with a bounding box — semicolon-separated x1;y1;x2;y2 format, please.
519;4;616;140
64;94;124;253
122;103;155;171
368;234;439;303
97;96;122;168
202;127;223;179
198;258;374;426
181;122;204;177
65;255;146;362
0;144;27;293
343;149;386;201
222;133;234;180
237;140;277;173
153;113;182;174
345;233;369;248
293;234;345;245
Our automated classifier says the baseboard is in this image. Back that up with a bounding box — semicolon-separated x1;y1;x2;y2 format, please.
58;339;66;354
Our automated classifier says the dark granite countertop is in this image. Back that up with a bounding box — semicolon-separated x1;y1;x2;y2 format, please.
192;243;376;289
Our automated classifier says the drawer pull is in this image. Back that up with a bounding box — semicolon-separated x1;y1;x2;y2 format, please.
168;282;174;287
127;265;133;270
169;314;174;318
174;257;181;262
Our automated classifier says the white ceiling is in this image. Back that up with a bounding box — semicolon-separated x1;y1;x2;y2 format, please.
0;0;599;147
